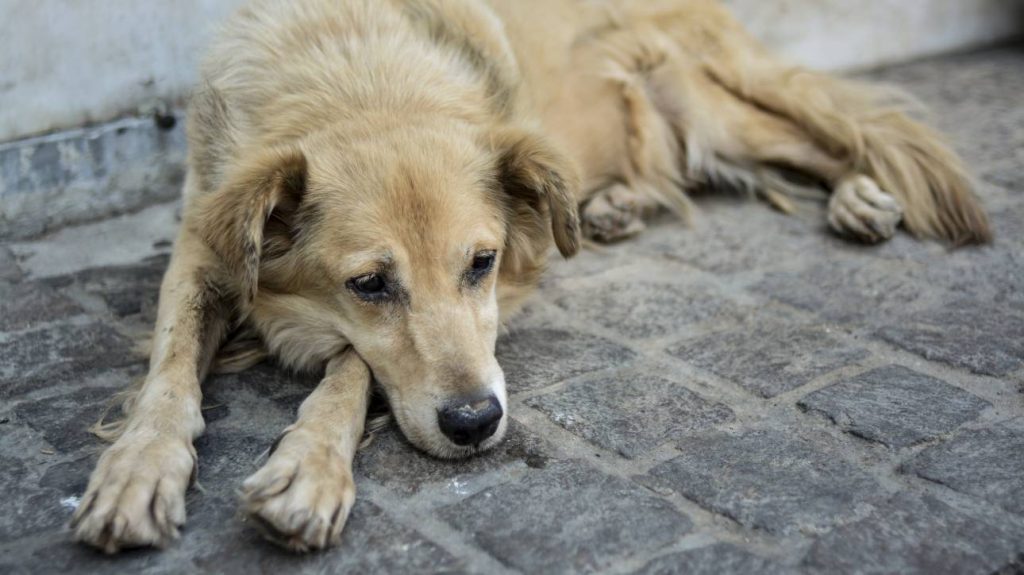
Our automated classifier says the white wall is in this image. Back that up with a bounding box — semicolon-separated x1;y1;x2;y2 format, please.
0;0;246;142
725;0;1024;71
1;0;1021;142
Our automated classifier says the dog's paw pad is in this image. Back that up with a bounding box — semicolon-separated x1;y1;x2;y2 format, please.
828;175;903;243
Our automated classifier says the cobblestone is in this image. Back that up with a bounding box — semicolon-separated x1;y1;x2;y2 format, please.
666;318;870;398
877;301;1024;376
0;282;83;332
802;494;1024;575
640;429;882;535
0;321;138;398
496;327;637;393
0;246;24;282
525;365;733;458
553;280;738;341
904;418;1024;516
634;544;796;575
798;365;991;447
439;461;692;574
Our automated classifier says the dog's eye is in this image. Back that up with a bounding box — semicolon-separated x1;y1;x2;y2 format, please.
466;250;496;284
347;273;388;301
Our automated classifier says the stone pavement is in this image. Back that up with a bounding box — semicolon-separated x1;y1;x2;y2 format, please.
1;45;1023;575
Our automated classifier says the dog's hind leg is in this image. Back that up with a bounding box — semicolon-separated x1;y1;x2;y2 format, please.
692;14;990;244
615;1;990;244
240;349;371;552
666;70;906;243
72;180;231;552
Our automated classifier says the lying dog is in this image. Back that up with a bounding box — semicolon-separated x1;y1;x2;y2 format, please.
72;0;991;553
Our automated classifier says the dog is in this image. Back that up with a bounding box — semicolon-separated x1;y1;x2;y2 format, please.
71;0;991;554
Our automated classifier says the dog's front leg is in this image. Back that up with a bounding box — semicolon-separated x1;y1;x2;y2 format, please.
72;225;229;553
241;349;371;552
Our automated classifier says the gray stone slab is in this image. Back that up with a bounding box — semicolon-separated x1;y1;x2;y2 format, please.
12;500;460;575
989;203;1024;249
440;460;692;574
640;430;881;535
356;420;551;494
553;281;737;340
993;554;1024;575
525;367;733;458
0;281;83;331
496;327;637;393
983;158;1024;198
44;254;168;320
193;501;463;575
918;246;1024;308
38;455;96;500
753;260;924;324
634;198;830;276
798;365;990;447
634;543;796;575
12;533;191;575
0;245;23;282
204;362;322;407
877;301;1024;376
13;382;126;453
802;494;1024;575
0;455;70;542
904;419;1024;516
667;321;870;398
0;321;139;398
0;455;99;544
193;425;284;498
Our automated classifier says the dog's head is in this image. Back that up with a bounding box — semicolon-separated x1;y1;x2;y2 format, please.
198;122;579;458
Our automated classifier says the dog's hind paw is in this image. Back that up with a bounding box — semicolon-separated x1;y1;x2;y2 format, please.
582;184;647;243
71;436;196;554
241;426;355;552
828;175;903;243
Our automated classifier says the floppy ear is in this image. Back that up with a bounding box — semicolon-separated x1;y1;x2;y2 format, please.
493;128;581;258
196;146;307;302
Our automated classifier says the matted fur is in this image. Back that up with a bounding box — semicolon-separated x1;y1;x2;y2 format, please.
77;0;990;555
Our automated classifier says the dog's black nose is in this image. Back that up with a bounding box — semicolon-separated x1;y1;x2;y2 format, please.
437;395;503;446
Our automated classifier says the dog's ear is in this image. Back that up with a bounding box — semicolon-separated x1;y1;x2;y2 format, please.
492;128;581;258
197;146;308;302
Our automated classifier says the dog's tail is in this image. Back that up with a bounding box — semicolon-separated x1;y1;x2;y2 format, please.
697;20;991;244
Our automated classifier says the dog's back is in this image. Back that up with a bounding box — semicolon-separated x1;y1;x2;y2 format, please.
187;0;521;197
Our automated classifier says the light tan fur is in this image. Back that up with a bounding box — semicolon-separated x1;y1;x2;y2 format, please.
76;0;991;554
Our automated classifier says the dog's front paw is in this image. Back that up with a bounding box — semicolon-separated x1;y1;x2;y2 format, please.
828;175;904;243
71;435;196;553
582;184;647;243
241;426;355;552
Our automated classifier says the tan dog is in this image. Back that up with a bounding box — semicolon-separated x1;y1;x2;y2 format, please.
72;0;990;554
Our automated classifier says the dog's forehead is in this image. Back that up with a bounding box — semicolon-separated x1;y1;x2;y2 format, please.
307;138;505;268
